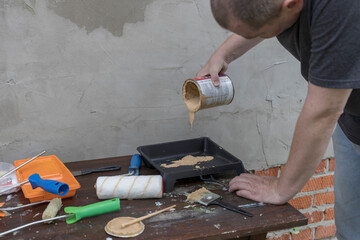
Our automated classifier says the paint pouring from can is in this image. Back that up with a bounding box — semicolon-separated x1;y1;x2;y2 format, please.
182;74;234;128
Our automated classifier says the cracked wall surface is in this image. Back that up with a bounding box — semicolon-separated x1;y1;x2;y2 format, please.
0;0;333;170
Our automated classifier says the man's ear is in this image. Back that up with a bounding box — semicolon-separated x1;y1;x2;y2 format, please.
282;0;303;13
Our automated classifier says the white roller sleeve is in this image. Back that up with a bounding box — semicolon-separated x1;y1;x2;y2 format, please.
96;175;163;199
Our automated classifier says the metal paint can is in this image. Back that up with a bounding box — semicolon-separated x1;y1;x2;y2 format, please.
182;74;234;112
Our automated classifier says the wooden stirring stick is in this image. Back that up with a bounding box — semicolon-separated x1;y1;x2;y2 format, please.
121;205;176;228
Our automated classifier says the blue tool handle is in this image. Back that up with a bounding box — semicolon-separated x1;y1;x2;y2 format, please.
28;173;69;196
128;154;141;176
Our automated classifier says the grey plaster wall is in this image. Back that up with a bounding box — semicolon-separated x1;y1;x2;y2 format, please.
0;0;333;170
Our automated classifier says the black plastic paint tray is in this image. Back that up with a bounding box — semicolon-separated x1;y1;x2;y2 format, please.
137;137;245;192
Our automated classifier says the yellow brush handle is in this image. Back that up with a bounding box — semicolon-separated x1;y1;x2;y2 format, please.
121;205;176;228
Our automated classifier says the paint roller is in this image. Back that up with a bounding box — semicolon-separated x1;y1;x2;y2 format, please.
95;154;163;199
96;175;163;199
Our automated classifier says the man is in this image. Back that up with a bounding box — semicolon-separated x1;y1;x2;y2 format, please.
196;0;360;239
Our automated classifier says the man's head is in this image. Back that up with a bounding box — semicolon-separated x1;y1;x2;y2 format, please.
210;0;303;39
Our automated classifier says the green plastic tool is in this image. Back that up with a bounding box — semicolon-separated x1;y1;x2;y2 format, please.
0;198;121;237
64;198;120;224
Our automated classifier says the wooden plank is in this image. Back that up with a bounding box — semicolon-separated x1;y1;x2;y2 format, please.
249;233;267;240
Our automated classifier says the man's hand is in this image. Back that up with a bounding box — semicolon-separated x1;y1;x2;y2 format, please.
196;56;229;87
229;173;288;205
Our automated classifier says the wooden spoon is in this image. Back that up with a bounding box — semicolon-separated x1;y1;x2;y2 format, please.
121;205;176;228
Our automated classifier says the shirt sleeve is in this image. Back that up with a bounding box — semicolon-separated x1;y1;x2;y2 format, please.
308;0;360;89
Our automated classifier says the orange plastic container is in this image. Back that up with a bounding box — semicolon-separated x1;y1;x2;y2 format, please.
14;155;81;203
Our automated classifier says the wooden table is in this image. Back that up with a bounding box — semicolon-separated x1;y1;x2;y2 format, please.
0;156;307;240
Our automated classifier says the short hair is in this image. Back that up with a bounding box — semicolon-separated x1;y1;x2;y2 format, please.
210;0;283;30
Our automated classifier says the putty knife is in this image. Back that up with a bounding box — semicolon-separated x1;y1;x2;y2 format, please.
196;191;253;217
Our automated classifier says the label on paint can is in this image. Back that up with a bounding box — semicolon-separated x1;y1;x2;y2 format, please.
182;74;234;112
182;74;234;127
194;75;234;108
0;177;13;187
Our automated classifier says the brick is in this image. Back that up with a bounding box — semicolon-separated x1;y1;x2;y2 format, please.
324;207;335;220
289;195;312;209
291;228;313;240
304;210;323;224
254;167;279;177
255;167;279;177
329;158;335;171
267;232;290;240
315;224;336;239
300;175;334;192
314;192;335;206
314;159;327;174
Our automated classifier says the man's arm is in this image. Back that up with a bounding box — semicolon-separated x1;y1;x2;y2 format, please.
196;33;263;86
229;82;352;204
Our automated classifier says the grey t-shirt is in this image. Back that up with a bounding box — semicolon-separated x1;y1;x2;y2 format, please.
276;0;360;144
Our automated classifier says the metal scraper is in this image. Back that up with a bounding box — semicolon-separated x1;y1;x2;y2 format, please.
196;191;253;217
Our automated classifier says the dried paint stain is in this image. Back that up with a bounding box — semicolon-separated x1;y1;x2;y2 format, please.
214;224;221;229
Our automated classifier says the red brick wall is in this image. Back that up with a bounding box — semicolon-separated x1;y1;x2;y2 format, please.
253;158;336;240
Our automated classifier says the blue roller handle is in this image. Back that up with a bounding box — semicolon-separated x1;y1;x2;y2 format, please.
128;154;141;176
28;173;69;196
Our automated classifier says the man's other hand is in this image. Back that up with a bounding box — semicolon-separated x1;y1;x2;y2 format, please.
229;173;288;205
